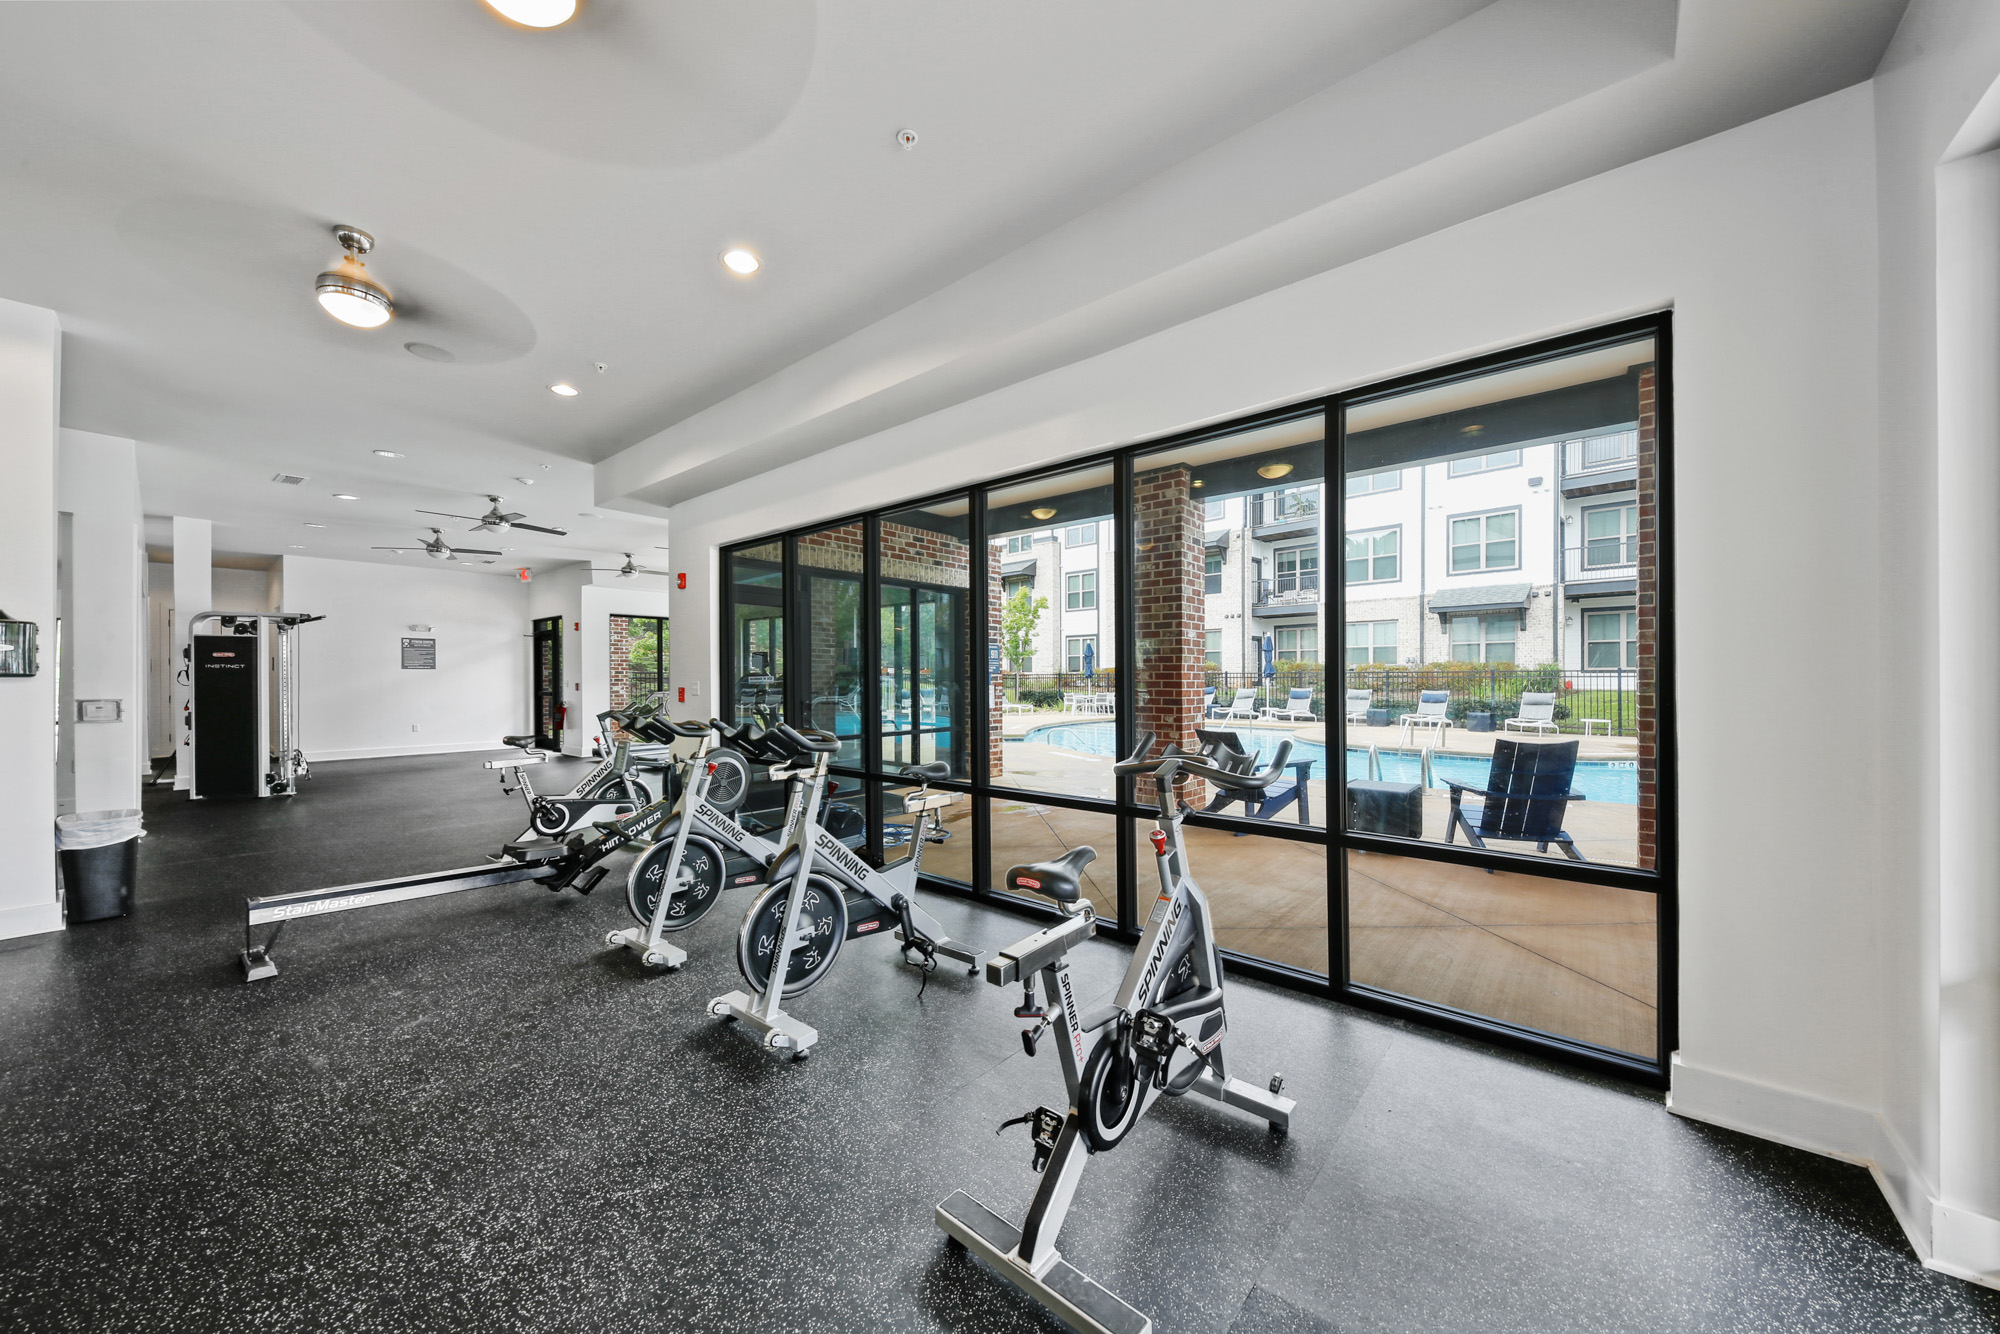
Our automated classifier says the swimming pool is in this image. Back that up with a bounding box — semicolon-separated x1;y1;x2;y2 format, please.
1019;720;1638;804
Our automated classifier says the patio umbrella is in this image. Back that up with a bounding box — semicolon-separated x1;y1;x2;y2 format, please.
1082;639;1095;683
1259;633;1275;681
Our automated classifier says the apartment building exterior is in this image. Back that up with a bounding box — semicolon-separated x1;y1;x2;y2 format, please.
994;426;1639;680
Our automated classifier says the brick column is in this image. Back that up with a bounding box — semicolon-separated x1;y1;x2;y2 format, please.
988;541;1005;778
1634;363;1658;871
1134;465;1206;806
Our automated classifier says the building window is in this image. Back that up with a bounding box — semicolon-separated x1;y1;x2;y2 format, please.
1449;509;1519;573
1275;545;1319;594
1065;635;1097;673
1204;498;1225;522
1204;629;1222;668
1345;470;1401;496
610;615;668;711
1585;610;1638;669
1065;571;1096;610
1005;533;1033;554
1343;526;1399;584
1448;449;1522;476
1064;523;1097;548
1274;625;1318;663
1204;553;1222;595
1345;620;1396;666
1583;502;1639;568
1449;613;1517;663
1259;487;1319;525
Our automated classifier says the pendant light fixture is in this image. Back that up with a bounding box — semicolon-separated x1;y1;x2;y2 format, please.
316;226;394;329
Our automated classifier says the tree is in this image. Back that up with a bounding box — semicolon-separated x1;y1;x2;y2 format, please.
1000;586;1048;674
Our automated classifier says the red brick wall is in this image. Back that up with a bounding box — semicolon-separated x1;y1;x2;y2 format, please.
1134;465;1206;806
1635;363;1658;871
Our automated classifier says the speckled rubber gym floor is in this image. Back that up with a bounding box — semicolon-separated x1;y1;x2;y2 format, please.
2;753;1993;1333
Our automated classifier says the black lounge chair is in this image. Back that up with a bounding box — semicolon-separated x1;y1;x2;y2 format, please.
1444;738;1588;861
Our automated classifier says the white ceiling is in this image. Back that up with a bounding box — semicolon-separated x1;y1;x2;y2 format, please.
0;0;1909;571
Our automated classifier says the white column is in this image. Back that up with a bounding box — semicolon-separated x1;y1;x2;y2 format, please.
0;297;62;940
1933;149;2000;1286
57;430;145;814
170;516;212;790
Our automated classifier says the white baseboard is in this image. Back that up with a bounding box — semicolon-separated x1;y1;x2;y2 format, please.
1932;1201;2000;1289
304;742;513;762
0;898;64;941
1668;1054;1939;1269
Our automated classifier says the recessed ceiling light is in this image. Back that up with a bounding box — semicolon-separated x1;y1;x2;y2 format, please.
304;523;326;529
332;493;358;501
373;450;404;458
514;476;535;486
288;544;305;549
315;226;393;329
721;248;761;276
482;0;577;28
549;383;578;397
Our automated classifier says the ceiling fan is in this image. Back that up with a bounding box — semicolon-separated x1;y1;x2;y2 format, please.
417;495;569;536
373;528;503;564
590;553;670;579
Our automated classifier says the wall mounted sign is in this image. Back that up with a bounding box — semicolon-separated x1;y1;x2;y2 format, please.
401;637;436;670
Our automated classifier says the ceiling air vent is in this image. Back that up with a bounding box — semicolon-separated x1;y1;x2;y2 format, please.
272;473;309;486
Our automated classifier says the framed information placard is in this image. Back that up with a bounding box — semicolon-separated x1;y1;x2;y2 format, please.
401;637;436;670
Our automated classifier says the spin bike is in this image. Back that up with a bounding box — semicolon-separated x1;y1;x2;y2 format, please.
487;696;729;840
606;716;868;969
935;733;1298;1334
708;724;982;1059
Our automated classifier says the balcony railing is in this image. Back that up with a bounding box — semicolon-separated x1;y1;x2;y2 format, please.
1561;430;1638;476
1250;489;1321;529
1255;574;1321;610
1562;542;1637;583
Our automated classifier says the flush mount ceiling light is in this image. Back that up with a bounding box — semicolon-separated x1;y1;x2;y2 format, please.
721;248;761;276
1460;423;1485;436
315;226;394;329
373;450;404;458
332;493;359;501
549;383;578;397
482;0;577;28
303;522;326;529
1029;507;1057;521
1256;462;1294;480
288;544;305;549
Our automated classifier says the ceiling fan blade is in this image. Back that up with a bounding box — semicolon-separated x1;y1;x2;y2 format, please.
471;522;497;532
499;512;526;523
417;509;481;521
456;547;505;556
509;522;569;536
372;546;419;551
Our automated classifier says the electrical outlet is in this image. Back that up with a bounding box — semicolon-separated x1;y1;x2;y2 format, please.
411;724;420;732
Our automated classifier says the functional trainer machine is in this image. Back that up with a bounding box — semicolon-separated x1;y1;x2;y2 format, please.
934;733;1297;1334
186;611;324;800
708;723;981;1059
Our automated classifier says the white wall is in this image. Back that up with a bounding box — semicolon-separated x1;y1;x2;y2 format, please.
56;429;145;815
0;297;60;939
278;555;530;761
169;517;210;788
664;84;1895;1202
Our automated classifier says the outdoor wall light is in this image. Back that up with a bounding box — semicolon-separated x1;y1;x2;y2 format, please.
0;611;39;677
1029;507;1057;520
483;0;578;27
316;226;394;329
1256;462;1294;480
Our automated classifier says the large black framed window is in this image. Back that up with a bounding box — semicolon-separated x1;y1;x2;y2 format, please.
719;314;1675;1085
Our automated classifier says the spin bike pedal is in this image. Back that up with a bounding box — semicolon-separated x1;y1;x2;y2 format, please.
996;1106;1065;1173
1132;1008;1182;1058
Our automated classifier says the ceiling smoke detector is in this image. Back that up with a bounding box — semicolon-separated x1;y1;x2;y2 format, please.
315;226;394;329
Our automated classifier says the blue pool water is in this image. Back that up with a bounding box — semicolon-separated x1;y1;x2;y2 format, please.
1019;720;1638;804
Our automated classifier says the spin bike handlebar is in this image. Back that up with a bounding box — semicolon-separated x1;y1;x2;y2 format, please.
711;717;787;760
1116;736;1295;792
772;723;840;756
1107;732;1160;776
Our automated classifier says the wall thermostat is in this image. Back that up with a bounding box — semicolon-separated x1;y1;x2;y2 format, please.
76;699;122;723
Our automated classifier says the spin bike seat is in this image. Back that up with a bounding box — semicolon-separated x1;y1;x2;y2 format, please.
501;735;538;750
1005;846;1096;904
900;761;951;783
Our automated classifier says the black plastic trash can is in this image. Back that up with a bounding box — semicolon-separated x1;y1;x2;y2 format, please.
56;809;144;923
